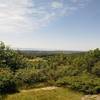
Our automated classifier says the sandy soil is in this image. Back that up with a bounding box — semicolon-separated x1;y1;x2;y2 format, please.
21;86;58;93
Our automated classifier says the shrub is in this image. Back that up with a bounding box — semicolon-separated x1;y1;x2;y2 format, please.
56;75;100;94
92;61;100;77
0;68;17;94
14;68;47;89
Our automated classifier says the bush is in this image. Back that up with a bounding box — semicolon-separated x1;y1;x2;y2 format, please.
92;61;100;77
0;68;17;94
14;68;48;89
56;75;100;94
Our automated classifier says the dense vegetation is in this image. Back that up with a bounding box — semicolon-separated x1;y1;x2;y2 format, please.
0;41;100;95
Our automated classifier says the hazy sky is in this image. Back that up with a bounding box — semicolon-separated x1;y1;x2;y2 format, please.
0;0;99;50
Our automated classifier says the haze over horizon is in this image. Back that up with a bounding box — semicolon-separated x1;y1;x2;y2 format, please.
0;0;99;51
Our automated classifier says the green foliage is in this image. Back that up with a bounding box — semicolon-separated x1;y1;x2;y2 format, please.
16;48;100;94
0;41;33;71
14;68;48;89
0;68;17;94
92;61;100;77
0;42;32;93
56;75;100;94
0;41;100;94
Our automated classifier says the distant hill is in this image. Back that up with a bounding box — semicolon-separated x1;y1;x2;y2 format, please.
17;49;84;57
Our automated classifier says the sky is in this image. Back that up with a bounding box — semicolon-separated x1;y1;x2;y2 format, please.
0;0;99;51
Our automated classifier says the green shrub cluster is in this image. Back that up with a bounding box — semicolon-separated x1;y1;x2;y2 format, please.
56;75;100;94
0;68;17;94
0;42;33;93
0;41;100;94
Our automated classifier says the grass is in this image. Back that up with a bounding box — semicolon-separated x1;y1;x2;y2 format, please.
2;87;83;100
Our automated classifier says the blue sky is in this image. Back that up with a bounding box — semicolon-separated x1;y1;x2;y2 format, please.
0;0;99;50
